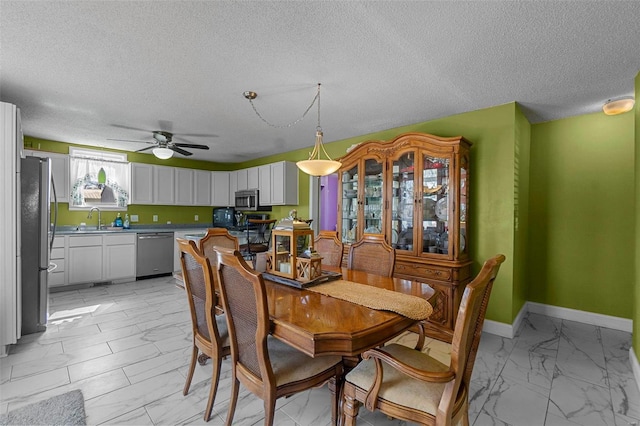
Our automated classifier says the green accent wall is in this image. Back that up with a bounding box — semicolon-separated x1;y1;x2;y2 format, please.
514;105;531;321
529;111;635;318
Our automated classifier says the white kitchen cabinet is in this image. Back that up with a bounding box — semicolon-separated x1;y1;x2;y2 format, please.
193;169;212;206
247;167;259;189
236;169;248;191
131;163;154;204
153;165;175;205
228;171;238;205
258;164;271;205
68;235;103;284
103;234;136;281
48;235;67;288
23;150;69;203
270;161;298;205
212;171;230;206
174;167;194;205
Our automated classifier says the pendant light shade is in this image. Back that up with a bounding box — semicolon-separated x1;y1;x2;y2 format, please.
296;129;342;176
603;97;635;115
153;147;174;159
296;84;341;177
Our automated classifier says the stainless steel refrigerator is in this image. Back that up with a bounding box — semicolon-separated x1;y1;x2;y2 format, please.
20;156;57;335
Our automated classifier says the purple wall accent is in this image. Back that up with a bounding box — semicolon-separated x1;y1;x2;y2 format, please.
320;174;338;231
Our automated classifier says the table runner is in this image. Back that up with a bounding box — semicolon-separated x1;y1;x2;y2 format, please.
307;279;433;320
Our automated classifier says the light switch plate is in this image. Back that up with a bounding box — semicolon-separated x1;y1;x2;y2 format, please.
130;214;139;222
153;215;158;222
194;215;199;221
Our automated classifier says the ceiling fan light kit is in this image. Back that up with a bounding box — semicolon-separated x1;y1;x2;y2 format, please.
152;147;174;159
603;97;635;115
243;83;341;177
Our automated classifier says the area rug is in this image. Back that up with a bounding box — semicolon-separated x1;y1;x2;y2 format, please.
0;389;85;426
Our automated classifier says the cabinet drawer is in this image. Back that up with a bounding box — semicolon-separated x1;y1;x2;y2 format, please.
51;258;65;272
48;271;66;286
51;237;65;248
104;233;136;245
395;262;453;282
50;247;65;259
69;235;102;247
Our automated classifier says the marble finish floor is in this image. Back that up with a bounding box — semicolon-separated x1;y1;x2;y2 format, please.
1;276;638;425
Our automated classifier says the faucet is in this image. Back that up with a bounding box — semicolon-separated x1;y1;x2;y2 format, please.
87;207;102;230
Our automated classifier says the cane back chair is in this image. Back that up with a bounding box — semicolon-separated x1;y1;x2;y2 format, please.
342;254;506;426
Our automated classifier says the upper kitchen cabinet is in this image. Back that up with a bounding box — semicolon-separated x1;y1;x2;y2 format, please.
153;165;175;205
228;171;238;206
236;168;248;191
193;169;212;206
212;171;231;207
248;167;259;189
131;163;154;204
271;161;298;205
23;150;69;202
258;164;271;205
174;167;194;205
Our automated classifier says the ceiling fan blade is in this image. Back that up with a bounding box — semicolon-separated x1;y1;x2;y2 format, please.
107;138;154;144
170;146;192;156
136;146;155;153
110;124;154;132
174;132;219;138
173;143;210;150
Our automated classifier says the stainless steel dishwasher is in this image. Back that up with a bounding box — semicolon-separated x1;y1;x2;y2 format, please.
136;232;174;278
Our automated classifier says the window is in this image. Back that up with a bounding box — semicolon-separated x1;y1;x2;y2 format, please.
69;147;130;210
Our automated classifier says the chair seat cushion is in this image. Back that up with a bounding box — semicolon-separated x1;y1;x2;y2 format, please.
267;336;342;387
345;343;449;415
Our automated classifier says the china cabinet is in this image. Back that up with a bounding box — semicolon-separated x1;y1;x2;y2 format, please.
337;132;472;342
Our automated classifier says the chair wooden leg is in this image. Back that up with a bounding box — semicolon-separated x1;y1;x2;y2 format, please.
204;356;222;421
264;398;276;426
183;345;198;396
224;377;240;426
342;388;359;426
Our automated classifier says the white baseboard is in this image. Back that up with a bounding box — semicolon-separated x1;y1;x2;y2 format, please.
631;347;640;395
483;301;633;337
527;302;633;332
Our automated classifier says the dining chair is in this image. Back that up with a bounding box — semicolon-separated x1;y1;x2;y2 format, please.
177;238;231;422
214;247;344;426
239;219;277;256
347;233;395;277
198;227;239;277
341;254;506;426
314;230;344;268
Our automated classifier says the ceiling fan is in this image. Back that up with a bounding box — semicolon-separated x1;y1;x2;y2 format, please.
108;130;210;159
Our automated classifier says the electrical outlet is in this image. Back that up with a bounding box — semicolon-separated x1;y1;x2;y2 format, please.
153;215;158;222
130;214;139;222
194;215;199;221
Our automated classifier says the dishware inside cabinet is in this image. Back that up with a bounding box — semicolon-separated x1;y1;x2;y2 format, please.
421;154;450;255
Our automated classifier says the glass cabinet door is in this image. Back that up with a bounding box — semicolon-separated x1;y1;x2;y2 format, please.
390;152;416;252
459;155;469;256
340;165;359;243
421;154;450;256
362;158;383;235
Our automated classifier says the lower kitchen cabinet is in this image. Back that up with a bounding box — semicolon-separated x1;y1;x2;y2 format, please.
48;235;66;287
103;234;136;281
68;235;103;284
64;233;137;286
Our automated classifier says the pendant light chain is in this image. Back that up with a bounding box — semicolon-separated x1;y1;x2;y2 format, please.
246;84;321;129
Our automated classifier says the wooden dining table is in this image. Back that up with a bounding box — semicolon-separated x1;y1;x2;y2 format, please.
263;266;436;363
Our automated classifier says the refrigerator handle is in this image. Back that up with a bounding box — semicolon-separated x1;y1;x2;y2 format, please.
50;174;58;253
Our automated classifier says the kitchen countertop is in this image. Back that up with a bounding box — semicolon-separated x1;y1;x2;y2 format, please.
55;224;212;235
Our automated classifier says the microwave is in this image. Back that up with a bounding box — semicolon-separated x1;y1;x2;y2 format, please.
234;189;271;211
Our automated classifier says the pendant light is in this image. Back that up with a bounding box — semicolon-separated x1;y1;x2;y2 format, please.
296;84;341;176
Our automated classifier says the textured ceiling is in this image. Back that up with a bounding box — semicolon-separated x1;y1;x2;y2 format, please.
1;1;639;163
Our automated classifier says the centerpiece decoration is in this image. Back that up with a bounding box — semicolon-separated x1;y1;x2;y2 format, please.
267;210;322;282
